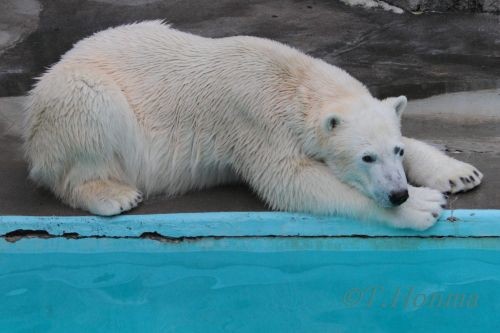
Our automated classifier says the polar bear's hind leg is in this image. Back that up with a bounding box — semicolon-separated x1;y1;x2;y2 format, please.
24;66;142;215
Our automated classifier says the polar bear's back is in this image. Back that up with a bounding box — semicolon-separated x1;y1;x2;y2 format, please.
55;21;309;123
60;21;213;89
64;21;206;64
61;20;303;84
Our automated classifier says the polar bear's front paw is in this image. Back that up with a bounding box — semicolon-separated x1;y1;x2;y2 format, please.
73;180;143;216
421;158;483;194
387;186;446;230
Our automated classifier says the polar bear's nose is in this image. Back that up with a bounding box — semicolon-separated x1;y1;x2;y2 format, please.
389;189;409;206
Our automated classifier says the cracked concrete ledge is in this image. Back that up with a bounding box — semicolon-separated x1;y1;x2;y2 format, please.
1;210;500;238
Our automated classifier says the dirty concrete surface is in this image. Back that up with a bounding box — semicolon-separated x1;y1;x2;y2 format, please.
0;0;499;215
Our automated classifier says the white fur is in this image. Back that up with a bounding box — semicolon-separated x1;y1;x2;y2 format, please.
23;21;482;229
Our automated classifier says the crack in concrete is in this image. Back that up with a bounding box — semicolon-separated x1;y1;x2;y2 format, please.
332;21;405;58
3;230;499;243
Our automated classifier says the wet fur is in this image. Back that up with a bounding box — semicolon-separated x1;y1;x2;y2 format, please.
24;21;482;229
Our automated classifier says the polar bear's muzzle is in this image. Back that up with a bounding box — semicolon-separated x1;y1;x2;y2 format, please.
366;159;409;208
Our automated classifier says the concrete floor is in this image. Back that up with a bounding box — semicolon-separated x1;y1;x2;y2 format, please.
0;0;499;215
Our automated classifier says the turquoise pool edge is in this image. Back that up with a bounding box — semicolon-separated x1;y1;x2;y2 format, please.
1;209;499;238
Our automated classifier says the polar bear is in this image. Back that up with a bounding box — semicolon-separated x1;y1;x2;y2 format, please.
23;21;482;230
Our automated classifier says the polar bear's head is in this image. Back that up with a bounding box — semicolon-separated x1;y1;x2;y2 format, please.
304;94;409;208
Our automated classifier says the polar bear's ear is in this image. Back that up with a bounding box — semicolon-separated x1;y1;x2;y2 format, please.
323;115;339;132
384;95;407;118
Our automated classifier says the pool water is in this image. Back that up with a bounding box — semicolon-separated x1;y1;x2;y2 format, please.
1;237;499;333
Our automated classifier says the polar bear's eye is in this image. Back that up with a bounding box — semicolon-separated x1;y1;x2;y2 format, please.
362;155;376;163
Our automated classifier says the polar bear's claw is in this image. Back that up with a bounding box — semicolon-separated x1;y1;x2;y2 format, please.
387;186;446;230
442;164;483;194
